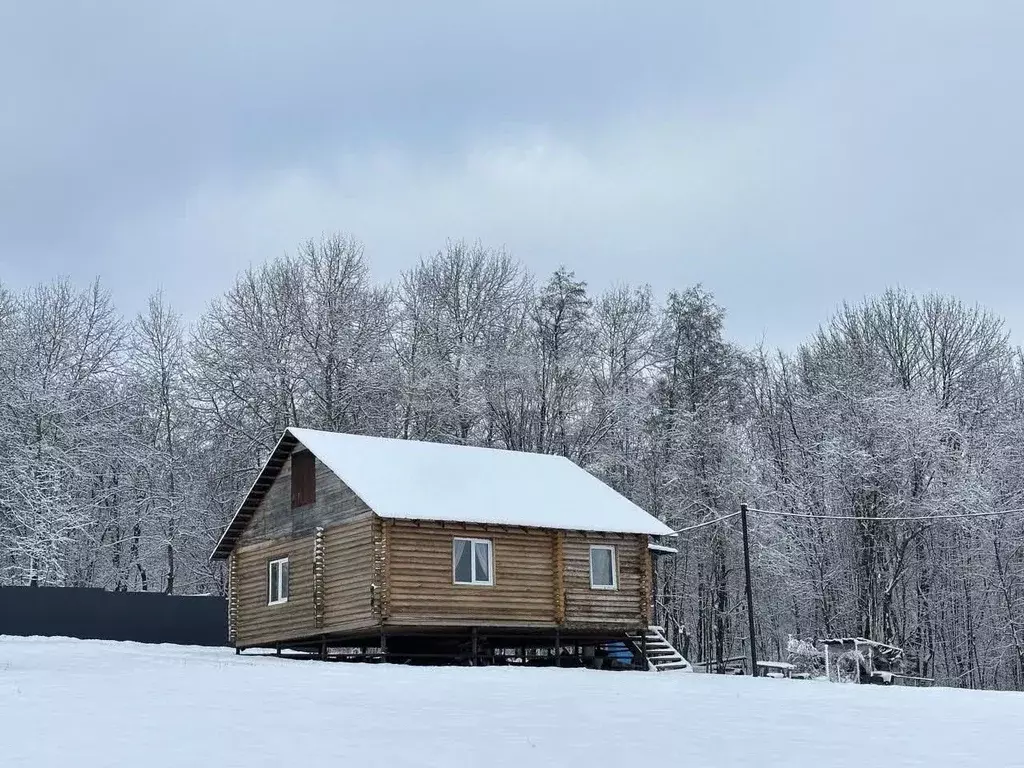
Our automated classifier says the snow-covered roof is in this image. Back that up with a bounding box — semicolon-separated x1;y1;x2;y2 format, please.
818;638;904;653
648;543;679;555
212;428;675;558
756;660;796;670
211;428;673;558
288;428;673;536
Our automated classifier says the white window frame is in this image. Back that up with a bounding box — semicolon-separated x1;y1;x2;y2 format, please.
452;537;494;586
589;545;618;590
268;557;290;605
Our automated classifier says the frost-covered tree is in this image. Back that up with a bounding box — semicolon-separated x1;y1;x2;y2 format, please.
0;279;125;586
5;238;1024;690
530;268;593;457
645;286;747;667
747;290;1024;688
586;284;656;498
292;235;395;435
395;241;529;443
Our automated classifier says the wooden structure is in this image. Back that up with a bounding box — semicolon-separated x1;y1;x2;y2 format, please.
211;428;687;669
755;660;796;679
819;638;906;685
693;656;747;675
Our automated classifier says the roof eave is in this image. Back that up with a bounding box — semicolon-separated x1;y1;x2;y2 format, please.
370;512;672;538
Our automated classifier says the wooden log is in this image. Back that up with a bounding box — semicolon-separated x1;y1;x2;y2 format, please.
554;530;566;625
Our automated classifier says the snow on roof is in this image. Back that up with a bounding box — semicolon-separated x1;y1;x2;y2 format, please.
756;660;796;669
289;428;673;536
648;543;679;555
818;638;904;653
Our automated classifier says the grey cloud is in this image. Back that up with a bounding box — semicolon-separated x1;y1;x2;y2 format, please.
1;2;1022;348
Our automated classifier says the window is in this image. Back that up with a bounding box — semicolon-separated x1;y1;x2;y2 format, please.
453;538;493;585
589;545;617;590
268;557;290;605
291;450;316;508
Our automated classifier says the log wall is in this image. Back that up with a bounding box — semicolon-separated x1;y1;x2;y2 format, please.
234;515;380;647
385;521;558;627
231;459;652;645
322;514;376;633
234;533;317;647
563;532;648;628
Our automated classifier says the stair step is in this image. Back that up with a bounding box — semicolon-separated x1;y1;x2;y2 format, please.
625;626;691;672
656;660;691;671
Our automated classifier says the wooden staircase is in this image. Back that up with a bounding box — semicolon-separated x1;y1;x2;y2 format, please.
628;626;692;672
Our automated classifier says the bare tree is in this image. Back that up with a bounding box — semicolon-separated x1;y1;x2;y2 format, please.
4;240;1024;690
395;240;529;443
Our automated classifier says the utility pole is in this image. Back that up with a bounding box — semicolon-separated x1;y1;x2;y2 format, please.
740;503;758;676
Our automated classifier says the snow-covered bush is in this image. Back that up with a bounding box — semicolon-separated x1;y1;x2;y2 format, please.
786;636;824;677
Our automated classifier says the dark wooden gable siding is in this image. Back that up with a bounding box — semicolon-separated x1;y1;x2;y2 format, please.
238;442;374;546
212;432;299;560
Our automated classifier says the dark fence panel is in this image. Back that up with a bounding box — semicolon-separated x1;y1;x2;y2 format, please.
0;586;228;646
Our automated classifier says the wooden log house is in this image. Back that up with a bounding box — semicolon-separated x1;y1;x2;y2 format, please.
210;428;686;669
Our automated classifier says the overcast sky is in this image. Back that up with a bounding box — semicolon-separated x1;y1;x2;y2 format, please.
2;2;1022;348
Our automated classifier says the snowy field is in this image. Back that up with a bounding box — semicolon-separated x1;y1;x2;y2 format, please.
2;637;1023;767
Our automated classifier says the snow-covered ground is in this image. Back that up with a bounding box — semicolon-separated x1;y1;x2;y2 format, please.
2;637;1023;767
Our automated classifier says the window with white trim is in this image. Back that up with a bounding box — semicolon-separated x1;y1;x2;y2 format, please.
453;537;493;585
589;545;617;590
268;557;290;605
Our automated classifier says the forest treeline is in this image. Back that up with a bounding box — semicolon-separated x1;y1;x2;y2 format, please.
2;234;1023;689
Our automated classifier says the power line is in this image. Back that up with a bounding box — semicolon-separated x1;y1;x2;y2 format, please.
668;506;1024;535
671;512;741;534
747;506;1024;523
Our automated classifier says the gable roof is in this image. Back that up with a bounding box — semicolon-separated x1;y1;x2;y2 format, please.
211;427;673;559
